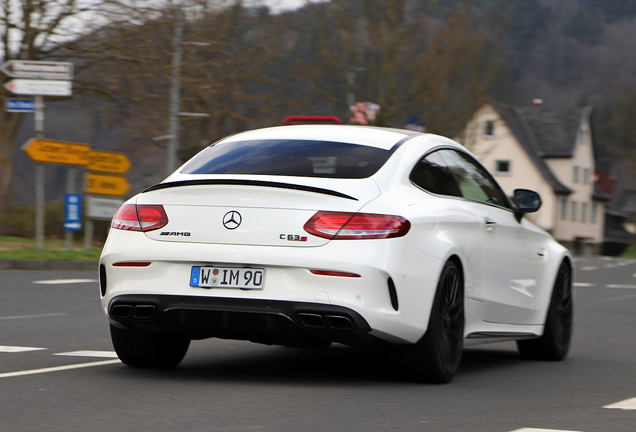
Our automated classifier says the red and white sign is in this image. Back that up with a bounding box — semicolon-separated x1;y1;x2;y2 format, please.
4;79;72;96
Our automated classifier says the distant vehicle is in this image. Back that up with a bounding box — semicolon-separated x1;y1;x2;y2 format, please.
99;125;573;383
282;115;342;125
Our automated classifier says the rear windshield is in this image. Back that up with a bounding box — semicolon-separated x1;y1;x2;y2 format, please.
181;139;395;178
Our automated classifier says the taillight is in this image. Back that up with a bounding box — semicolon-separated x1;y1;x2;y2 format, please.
304;211;410;240
111;204;168;232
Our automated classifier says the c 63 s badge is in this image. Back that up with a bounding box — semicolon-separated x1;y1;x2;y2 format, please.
280;234;307;242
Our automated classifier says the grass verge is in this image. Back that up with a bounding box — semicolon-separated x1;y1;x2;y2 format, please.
621;243;636;259
0;235;102;261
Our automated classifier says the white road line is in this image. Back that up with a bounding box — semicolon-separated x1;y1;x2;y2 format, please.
601;293;636;302
0;346;47;353
574;282;594;287
0;313;68;320
33;279;97;285
606;284;636;289
54;350;118;358
510;428;583;432
580;266;598;271
603;397;636;410
0;359;121;379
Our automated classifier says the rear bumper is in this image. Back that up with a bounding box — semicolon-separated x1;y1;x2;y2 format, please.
108;294;379;347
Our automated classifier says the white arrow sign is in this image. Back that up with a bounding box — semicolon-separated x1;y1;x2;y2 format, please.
0;60;73;80
4;79;72;96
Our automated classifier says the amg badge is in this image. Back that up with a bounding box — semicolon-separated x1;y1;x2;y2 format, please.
160;232;191;236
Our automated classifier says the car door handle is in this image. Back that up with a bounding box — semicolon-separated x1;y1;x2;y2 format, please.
484;218;497;230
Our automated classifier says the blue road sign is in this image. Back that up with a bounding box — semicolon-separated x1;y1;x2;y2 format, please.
64;193;83;231
5;98;35;112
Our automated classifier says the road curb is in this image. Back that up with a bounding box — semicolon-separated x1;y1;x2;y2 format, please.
0;260;97;271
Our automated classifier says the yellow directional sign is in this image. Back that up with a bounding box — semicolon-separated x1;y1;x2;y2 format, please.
88;150;131;174
21;138;91;166
85;173;131;196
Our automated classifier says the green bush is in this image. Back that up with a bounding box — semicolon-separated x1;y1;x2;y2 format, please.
0;202;109;243
0;204;35;237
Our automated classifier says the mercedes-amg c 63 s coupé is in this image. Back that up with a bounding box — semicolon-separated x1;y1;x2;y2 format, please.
99;124;573;383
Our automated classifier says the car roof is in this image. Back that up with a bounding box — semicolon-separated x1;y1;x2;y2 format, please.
218;125;421;151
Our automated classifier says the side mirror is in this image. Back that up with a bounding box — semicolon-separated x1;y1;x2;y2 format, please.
513;189;542;222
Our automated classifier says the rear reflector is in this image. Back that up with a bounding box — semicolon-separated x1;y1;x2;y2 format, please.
310;270;361;278
111;204;168;232
304;211;410;240
112;262;152;267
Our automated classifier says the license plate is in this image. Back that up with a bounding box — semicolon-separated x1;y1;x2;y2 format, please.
190;266;265;289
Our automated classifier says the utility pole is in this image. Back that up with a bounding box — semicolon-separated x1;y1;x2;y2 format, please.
166;5;184;176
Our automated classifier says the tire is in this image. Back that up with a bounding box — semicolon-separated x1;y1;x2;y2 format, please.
517;260;573;361
406;260;465;384
110;324;191;368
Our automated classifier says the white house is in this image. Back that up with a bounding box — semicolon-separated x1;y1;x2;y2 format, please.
457;101;608;255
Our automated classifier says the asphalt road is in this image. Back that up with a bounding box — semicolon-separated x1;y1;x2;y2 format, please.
0;257;635;432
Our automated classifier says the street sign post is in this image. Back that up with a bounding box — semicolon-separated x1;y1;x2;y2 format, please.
85;173;131;196
2;60;75;251
4;79;72;96
0;60;73;80
5;98;35;112
88;150;132;174
22;138;91;166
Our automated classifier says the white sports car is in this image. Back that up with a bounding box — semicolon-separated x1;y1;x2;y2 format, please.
99;125;573;383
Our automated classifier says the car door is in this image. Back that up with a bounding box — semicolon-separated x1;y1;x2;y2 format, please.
437;149;548;325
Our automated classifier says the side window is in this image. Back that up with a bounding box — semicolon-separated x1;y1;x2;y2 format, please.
439;149;512;209
410;151;462;197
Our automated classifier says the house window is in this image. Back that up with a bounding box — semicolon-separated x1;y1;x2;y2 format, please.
561;198;568;220
591;202;598;223
583;168;590;184
571;201;577;221
581;202;587;222
484;120;495;137
573;166;580;183
495;160;510;175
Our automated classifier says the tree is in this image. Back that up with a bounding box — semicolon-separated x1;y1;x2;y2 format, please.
63;0;286;164
287;0;506;135
0;0;160;212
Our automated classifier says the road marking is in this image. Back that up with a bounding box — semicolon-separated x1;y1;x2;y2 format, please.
618;261;633;266
510;428;582;432
0;313;68;320
0;359;121;379
580;266;598;271
33;279;97;285
574;282;594;287
0;345;47;353
604;264;617;268
54;350;118;358
633;273;636;278
604;397;636;410
601;293;636;302
606;284;636;289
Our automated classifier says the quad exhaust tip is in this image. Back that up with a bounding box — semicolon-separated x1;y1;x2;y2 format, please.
297;312;355;331
110;304;156;320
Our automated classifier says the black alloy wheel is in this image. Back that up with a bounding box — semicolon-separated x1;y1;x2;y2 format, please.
406;260;465;384
517;260;573;360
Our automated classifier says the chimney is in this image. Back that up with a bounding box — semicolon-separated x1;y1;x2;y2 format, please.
533;98;544;107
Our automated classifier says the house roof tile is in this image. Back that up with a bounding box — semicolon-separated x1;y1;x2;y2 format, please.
491;102;574;195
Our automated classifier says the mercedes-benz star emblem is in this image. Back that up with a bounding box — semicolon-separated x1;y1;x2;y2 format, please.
223;211;242;230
